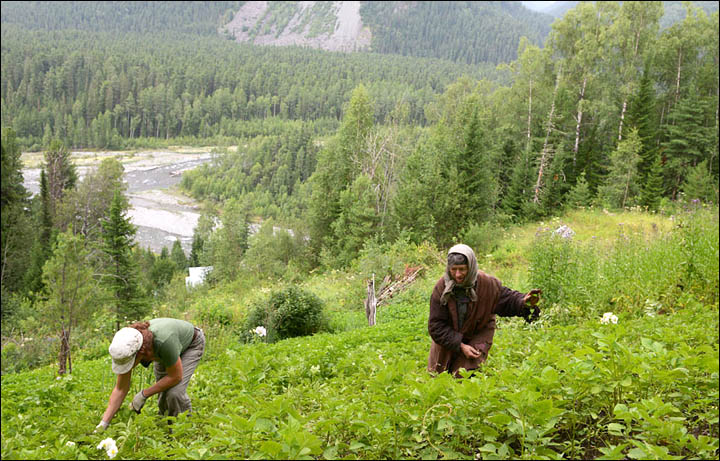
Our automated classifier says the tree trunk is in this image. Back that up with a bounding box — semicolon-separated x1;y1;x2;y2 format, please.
618;99;627;141
364;274;377;326
58;324;71;375
675;49;683;104
527;79;533;151
533;66;562;203
573;76;587;165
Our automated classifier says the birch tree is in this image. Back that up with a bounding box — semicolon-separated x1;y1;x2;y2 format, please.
41;228;98;374
608;1;662;142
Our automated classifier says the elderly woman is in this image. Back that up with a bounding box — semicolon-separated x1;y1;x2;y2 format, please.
428;244;541;377
95;318;205;432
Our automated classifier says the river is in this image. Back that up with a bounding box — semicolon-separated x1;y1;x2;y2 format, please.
21;149;214;255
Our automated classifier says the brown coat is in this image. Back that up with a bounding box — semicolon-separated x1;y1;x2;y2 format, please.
427;271;528;377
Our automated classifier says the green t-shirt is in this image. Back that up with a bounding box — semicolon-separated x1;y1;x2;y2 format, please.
149;318;194;368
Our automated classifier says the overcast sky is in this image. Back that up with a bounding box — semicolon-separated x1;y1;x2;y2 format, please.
520;1;557;12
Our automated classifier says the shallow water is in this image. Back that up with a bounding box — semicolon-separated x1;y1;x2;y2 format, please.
22;150;213;255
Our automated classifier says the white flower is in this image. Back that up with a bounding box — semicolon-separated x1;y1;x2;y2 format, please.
600;312;618;325
310;365;320;374
97;438;117;450
107;445;118;458
66;441;76;447
253;326;267;337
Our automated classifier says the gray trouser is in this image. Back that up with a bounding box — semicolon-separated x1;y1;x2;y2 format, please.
154;327;205;417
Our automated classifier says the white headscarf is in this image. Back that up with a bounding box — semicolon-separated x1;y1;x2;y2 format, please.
440;243;478;305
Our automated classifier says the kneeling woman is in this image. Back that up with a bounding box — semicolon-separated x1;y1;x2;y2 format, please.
96;318;205;432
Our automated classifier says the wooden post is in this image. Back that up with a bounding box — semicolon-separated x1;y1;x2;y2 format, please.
365;273;377;326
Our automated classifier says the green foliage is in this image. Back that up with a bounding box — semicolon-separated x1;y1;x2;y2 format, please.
682;160;719;204
1;25;494;150
170;240;188;271
598;129;643;209
244;286;327;343
564;171;593;209
360;1;551;65
661;87;716;198
100;191;146;322
352;238;441;282
1;128;33;303
2;208;718;459
528;207;719;320
208;198;249;282
243;219;311;280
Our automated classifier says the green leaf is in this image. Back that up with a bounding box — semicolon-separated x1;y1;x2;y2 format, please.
488;413;511;426
607;422;625;435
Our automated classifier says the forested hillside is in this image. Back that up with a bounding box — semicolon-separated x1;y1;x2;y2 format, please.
0;26;500;151
0;1;243;35
360;1;552;64
1;1;719;458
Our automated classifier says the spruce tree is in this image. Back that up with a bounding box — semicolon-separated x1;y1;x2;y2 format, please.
189;233;203;267
661;88;714;198
170;239;188;271
503;148;534;221
101;190;145;323
683;160;718;204
457;104;495;226
24;170;54;295
627;65;659;188
598;128;642;208
640;154;665;210
565;171;593;209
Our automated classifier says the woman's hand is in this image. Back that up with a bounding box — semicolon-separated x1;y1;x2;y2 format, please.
460;343;482;359
524;289;542;322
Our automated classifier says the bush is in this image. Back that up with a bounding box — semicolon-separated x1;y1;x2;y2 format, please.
528;231;598;311
460;221;504;261
243;286;327;343
352;237;440;282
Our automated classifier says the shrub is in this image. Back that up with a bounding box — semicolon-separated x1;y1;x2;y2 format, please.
528;230;598;311
243;286;327;343
460;221;504;261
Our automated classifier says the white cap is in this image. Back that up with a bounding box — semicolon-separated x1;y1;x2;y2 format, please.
108;327;143;374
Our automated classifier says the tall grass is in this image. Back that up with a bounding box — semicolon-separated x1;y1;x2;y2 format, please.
528;206;719;323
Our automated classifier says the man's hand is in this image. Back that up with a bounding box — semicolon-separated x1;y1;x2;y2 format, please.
94;420;109;433
523;289;542;322
130;390;147;414
460;343;482;359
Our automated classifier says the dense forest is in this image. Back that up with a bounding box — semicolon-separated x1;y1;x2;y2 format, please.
2;0;719;380
1;2;719;458
0;26;502;150
361;1;552;64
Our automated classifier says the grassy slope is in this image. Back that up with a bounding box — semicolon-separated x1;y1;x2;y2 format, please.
2;208;718;459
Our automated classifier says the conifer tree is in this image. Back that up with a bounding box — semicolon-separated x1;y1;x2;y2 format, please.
598;128;642;208
565;171;593;209
640;154;665;210
210;198;249;281
189;233;203;267
457;104;495;226
24;170;54;296
627;65;659;187
503;148;535;221
1;128;32;315
101;190;145;324
170;239;188;271
308;85;374;257
661;88;714;198
683;160;718;204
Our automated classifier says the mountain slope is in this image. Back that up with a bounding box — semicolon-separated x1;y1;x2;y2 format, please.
222;1;554;64
222;1;371;52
